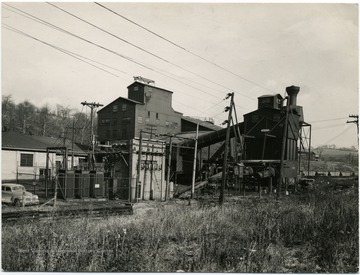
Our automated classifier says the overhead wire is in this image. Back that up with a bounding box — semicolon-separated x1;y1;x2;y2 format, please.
3;24;123;79
47;2;256;101
45;2;255;113
323;125;353;145
309;117;348;124
4;23;224;114
94;2;277;95
3;3;250;116
2;4;225;101
313;123;347;130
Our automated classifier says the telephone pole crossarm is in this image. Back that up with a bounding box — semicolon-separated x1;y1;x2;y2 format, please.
81;101;104;170
347;114;359;146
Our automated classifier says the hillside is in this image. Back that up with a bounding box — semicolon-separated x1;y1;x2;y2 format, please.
314;148;358;167
317;148;358;157
309;160;357;172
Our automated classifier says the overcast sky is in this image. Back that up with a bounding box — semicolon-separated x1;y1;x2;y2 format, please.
2;2;358;148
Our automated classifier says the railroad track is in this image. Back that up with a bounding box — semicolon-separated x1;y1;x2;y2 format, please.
2;204;133;224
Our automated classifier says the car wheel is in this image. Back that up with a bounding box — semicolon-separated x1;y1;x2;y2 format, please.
13;199;21;207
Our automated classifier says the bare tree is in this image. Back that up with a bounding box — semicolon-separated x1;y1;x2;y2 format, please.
38;104;53;136
16;100;36;134
56;104;72;140
73;112;91;144
2;95;15;131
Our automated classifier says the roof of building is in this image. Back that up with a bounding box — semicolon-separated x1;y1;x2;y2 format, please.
181;116;223;131
2;131;88;154
127;81;174;94
258;94;283;99
98;96;143;113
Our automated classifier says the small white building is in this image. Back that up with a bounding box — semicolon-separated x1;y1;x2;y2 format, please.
2;131;87;183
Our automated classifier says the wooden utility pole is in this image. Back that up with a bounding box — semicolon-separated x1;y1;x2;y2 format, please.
150;144;154;200
219;92;234;205
81;101;103;170
45;149;50;198
278;97;290;199
165;136;173;201
191;123;199;199
347;114;359;146
135;130;143;203
142;141;149;200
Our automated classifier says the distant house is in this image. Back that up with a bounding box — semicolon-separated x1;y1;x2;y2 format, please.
2;131;88;182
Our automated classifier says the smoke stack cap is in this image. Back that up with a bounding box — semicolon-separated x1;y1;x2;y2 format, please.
286;85;300;106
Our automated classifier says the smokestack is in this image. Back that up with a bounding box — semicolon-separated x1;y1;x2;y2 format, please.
286;85;300;107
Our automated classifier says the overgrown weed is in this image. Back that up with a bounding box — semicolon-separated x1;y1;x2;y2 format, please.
2;188;358;272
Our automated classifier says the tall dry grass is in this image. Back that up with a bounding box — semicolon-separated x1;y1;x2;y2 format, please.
2;188;358;272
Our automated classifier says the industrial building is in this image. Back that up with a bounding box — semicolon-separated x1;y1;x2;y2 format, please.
97;76;184;143
96;77;224;201
95;78;312;201
1;77;312;203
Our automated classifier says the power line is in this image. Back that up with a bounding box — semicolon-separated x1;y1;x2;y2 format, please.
6;21;227;118
323;125;353;145
47;2;256;102
347;114;359;146
3;24;122;78
309;117;348;124
4;26;224;114
3;4;228;102
313;123;348;130
3;3;251;116
94;2;277;95
3;4;155;71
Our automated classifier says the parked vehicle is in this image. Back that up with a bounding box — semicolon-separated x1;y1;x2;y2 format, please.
2;183;39;206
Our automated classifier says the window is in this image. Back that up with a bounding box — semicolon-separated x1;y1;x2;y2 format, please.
122;104;127;111
113;105;118;112
102;119;110;124
137;116;143;124
165;121;169;127
1;186;11;192
156;113;159;119
134;86;139;91
147;111;150;118
20;153;33;167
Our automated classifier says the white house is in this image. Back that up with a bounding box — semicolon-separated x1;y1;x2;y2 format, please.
2;131;88;183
